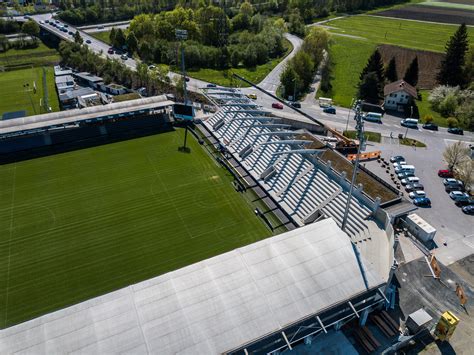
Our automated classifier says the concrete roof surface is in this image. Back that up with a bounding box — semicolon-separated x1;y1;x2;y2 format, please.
0;218;384;355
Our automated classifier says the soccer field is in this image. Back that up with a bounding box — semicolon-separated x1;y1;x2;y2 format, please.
0;129;271;328
0;67;59;117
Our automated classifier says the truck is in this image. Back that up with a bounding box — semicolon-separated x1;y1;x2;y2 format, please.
405;213;436;243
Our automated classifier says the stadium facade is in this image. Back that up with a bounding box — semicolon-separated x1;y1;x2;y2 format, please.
0;89;401;354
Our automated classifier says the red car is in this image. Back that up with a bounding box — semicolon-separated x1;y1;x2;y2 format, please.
438;169;453;178
272;102;283;109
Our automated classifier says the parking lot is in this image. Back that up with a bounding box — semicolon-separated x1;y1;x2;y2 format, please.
365;139;474;265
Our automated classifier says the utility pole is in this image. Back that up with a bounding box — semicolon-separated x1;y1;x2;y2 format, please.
341;100;366;232
345;98;355;133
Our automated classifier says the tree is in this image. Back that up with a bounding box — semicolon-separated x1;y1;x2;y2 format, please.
437;23;469;87
465;45;474;85
114;28;126;49
21;20;40;38
302;26;330;66
443;141;470;171
280;65;302;100
292;50;314;87
455;99;474;131
385;56;397;83
456;159;474;193
73;30;83;44
358;71;382;104
403;56;419;87
109;27;116;46
126;31;138;53
360;49;385;83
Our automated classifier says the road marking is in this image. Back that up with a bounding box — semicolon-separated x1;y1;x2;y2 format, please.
444;139;473;146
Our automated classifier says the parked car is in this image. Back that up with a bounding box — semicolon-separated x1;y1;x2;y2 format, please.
422;123;438;131
85;39;91;44
443;178;463;186
206;83;216;88
449;191;470;202
413;197;431;207
68;31;74;35
401;118;419;128
445;184;465;192
409;190;426;199
108;48;114;54
45;19;50;23
272;102;284;109
323;106;336;114
246;93;257;100
455;198;474;207
401;176;420;186
398;171;415;179
447;127;463;135
64;24;68;28
289;101;301;108
406;183;424;192
462;205;474;215
97;25;104;29
393;160;407;167
390;155;405;163
438;169;453;178
363;112;382;123
184;77;190;82
120;54;128;60
148;65;156;70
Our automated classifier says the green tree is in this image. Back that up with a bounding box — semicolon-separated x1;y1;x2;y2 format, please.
126;31;138;53
464;45;474;85
437;23;469;87
302;26;329;66
292;50;314;87
21;20;40;38
73;30;83;44
109;27;116;46
280;65;302;100
358;71;382;104
385;56;397;83
360;49;385;84
403;56;419;87
114;28;126;49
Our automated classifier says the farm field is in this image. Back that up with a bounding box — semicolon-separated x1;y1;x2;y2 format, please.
0;67;59;117
0;42;59;69
375;5;474;25
326;15;474;52
0;129;271;328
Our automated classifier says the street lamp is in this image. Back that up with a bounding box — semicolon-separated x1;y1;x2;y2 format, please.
292;77;296;102
345;98;355;133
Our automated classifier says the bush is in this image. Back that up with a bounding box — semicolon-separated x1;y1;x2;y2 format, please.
423;114;433;123
446;117;459;128
439;93;458;117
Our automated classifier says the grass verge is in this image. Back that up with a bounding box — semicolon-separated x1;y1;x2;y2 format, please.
400;137;426;147
90;30;112;45
187;38;293;87
0;129;271;328
0;42;59;68
0;66;59;117
343;130;381;143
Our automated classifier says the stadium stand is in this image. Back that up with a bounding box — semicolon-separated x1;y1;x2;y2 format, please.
200;88;395;280
0;219;388;354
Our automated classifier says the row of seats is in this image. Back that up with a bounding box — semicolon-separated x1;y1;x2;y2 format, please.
204;92;372;236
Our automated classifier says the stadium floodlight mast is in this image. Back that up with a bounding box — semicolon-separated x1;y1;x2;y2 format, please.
175;29;188;105
341;100;366;232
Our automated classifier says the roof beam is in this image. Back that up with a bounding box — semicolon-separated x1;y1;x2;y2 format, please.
316;316;327;334
348;301;359;318
281;331;293;350
271;149;325;156
259;140;312;146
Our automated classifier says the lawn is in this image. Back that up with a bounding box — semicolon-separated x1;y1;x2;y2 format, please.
318;36;376;107
187;38;293;87
343;130;382;143
0;129;272;328
0;42;59;69
326;15;474;52
0;67;60;117
417;89;446;126
400;137;427;147
90;30;112;44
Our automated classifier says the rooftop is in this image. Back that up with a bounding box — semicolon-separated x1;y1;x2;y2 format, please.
74;72;103;83
0;219;385;354
384;80;417;98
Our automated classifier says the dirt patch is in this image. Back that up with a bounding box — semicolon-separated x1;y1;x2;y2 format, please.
376;5;474;25
378;44;445;89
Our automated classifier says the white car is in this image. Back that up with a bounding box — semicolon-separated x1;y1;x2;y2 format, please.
443;178;462;186
409;190;426;199
401;176;420;186
393;161;406;167
449;191;469;201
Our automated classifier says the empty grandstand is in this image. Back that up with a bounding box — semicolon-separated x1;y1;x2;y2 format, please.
0;95;174;160
200;88;396;279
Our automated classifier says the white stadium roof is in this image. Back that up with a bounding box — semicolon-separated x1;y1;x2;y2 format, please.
0;218;385;354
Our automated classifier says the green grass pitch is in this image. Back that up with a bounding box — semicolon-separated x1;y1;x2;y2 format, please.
0;67;60;117
0;129;271;328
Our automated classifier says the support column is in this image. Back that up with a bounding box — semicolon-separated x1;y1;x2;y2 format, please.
359;308;369;326
43;133;52;145
304;335;313;345
334;321;342;331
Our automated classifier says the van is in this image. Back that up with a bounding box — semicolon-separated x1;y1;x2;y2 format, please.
401;176;420;185
363;112;382;123
401;118;418;128
319;97;333;108
395;164;415;174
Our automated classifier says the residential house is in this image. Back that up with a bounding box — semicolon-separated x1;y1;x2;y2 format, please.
383;80;417;112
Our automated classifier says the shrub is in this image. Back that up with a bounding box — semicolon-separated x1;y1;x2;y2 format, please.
446;117;459;128
423;114;433;123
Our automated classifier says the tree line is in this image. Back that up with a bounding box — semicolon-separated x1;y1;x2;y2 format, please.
56;0;409;26
108;3;287;70
280;27;330;100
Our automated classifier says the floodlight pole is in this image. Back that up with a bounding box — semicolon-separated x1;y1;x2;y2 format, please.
176;29;190;152
341;100;365;232
345;98;355;132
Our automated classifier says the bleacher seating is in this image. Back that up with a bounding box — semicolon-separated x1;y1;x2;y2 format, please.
203;89;374;237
